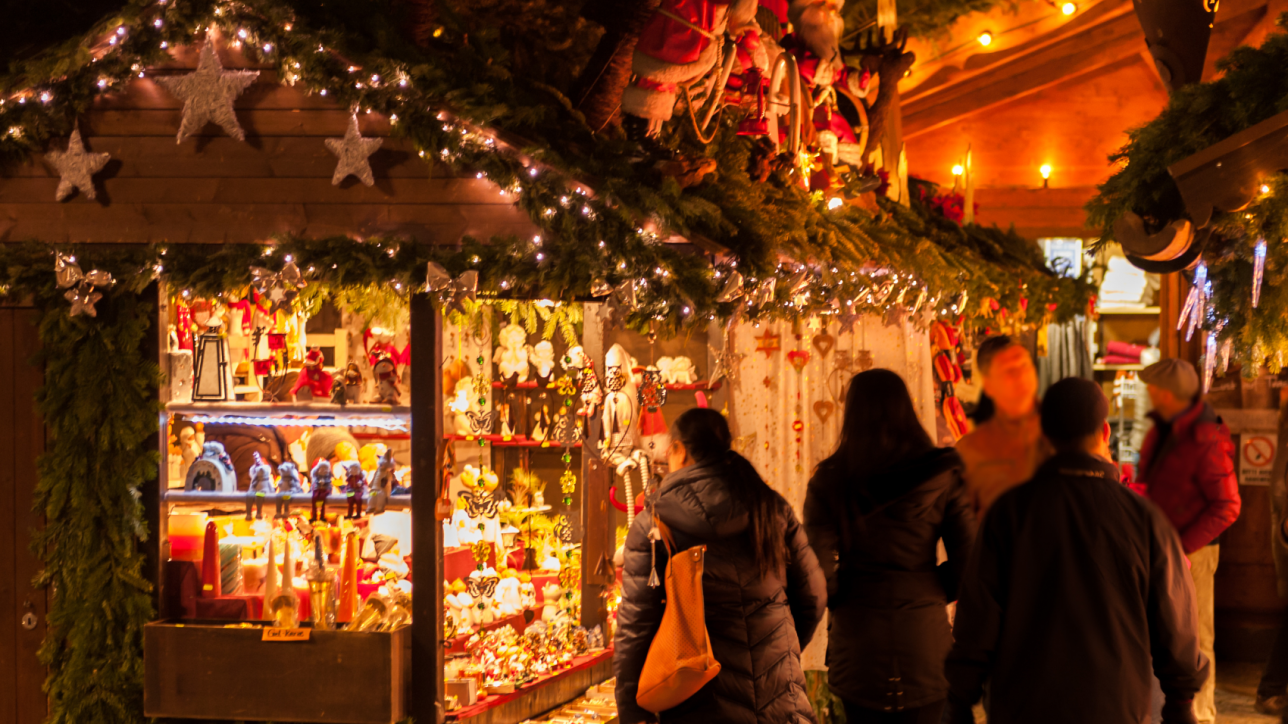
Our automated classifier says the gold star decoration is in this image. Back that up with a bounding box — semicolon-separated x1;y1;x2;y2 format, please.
325;114;383;186
155;39;259;143
48;126;110;201
708;343;745;386
754;330;781;358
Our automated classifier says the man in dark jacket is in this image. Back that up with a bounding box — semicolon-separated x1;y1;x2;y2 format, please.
614;450;826;724
1137;358;1240;724
943;377;1208;724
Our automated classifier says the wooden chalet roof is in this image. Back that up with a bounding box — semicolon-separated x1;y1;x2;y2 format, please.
0;42;535;245
899;0;1286;240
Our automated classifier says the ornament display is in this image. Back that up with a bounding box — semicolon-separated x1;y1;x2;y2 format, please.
275;461;303;516
249;260;307;314
184;441;237;492
290;348;333;402
192;317;232;401
813;399;835;423
310;459;333;521
155;38;259;143
600;344;638;465
656;356;698;384
1177;260;1208;342
425;263;479;313
371;354;402;404
325;113;384;186
343;363;364;403
342;461;367;519
245;452;275;520
54;252;115;318
752;278;777;308
1254;238;1267;309
494;324;532;383
716;270;746;303
787;349;811;373
812;332;835;357
48;126;111;202
755;330;781;358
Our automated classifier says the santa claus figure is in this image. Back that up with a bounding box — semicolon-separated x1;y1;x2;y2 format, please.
291;348;333;402
779;0;872;163
623;0;773;135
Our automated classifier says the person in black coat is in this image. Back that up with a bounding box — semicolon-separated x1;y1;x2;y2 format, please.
615;408;827;724
804;369;977;724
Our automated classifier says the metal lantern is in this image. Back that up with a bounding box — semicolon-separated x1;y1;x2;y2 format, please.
193;318;231;401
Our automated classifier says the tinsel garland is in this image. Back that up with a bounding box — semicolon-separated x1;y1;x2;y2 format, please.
0;0;1089;332
0;244;158;724
1086;14;1288;371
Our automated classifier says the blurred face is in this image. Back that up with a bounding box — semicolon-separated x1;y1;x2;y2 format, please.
1146;384;1187;418
667;438;691;473
982;345;1038;417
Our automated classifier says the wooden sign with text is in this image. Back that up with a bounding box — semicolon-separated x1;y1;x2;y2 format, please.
261;627;311;642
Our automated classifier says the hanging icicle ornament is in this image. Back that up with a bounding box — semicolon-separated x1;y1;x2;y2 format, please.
1254;238;1267;309
1219;337;1233;376
1203;332;1217;394
1177;261;1207;342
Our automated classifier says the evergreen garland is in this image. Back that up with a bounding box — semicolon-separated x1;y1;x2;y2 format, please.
1086;14;1288;370
0;243;158;724
0;0;1089;333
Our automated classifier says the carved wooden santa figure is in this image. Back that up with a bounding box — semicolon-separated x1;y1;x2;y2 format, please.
623;0;773;136
291;348;333;402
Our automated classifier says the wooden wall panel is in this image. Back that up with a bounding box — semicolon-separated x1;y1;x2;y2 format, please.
0;311;15;724
0;50;537;246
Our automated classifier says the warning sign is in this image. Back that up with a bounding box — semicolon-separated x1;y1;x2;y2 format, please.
1240;434;1277;486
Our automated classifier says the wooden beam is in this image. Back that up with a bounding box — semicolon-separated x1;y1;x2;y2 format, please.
409;293;444;724
0;177;519;205
903;7;1146;138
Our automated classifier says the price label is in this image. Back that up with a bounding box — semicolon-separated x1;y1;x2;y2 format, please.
261;627;311;642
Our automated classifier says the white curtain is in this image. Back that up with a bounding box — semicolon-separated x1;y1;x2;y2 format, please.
727;314;935;670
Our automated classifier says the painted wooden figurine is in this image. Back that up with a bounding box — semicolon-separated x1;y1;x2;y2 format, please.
245;452;275;520
343;363;364;404
367;449;396;515
275;461;304;517
310;459;333;521
291;348;333;402
344;460;367;519
371;354;401;405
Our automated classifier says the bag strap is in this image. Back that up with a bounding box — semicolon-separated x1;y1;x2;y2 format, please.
654;514;677;556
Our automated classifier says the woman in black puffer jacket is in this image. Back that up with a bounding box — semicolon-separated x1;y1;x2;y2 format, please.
805;369;977;724
615;408;826;724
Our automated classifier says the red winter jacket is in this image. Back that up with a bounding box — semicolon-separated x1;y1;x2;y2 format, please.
1137;401;1241;554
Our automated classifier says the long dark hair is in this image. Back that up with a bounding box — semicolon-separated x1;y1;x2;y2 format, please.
819;369;934;489
673;408;785;577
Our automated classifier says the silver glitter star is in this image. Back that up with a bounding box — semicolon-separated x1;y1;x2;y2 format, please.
709;343;745;387
155;39;259;143
48;127;110;201
325;114;383;186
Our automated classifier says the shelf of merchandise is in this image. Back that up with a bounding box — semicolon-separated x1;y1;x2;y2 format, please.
1095;306;1161;316
446;649;614;723
443;434;582;448
162;489;412;510
491;380;721;391
1093;363;1146;371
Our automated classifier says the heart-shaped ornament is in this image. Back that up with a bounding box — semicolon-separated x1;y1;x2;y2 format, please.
812;333;835;357
787;350;811;372
813;400;835;423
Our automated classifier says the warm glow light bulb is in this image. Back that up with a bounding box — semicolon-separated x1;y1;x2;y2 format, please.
827;196;844;210
1061;2;1077;15
1040;164;1052;179
1261;184;1271;194
952;164;964;176
978;31;993;46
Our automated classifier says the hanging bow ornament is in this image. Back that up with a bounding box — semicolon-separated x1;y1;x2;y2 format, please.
55;252;115;317
786;268;812;306
752;278;777;308
716;270;746;303
425;262;478;314
249;260;307;313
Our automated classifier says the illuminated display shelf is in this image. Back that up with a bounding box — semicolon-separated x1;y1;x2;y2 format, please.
165;401;412;431
161;489;411;510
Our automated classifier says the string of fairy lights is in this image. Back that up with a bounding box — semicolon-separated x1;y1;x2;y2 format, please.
0;0;1083;329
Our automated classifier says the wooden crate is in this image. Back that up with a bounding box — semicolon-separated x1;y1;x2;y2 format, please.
145;621;409;724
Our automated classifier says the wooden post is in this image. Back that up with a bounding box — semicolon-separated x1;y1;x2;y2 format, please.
1159;272;1201;365
579;303;613;630
410;293;444;724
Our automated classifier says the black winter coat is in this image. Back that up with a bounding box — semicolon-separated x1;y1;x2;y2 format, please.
803;447;976;711
614;452;827;724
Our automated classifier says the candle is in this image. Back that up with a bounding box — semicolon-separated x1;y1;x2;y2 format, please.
337;531;358;624
168;513;207;562
262;537;278;611
200;520;221;597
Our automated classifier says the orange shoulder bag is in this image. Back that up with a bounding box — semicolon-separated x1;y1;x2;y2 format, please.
636;516;721;713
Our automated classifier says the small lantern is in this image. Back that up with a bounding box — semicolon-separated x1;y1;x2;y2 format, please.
193;318;231;401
